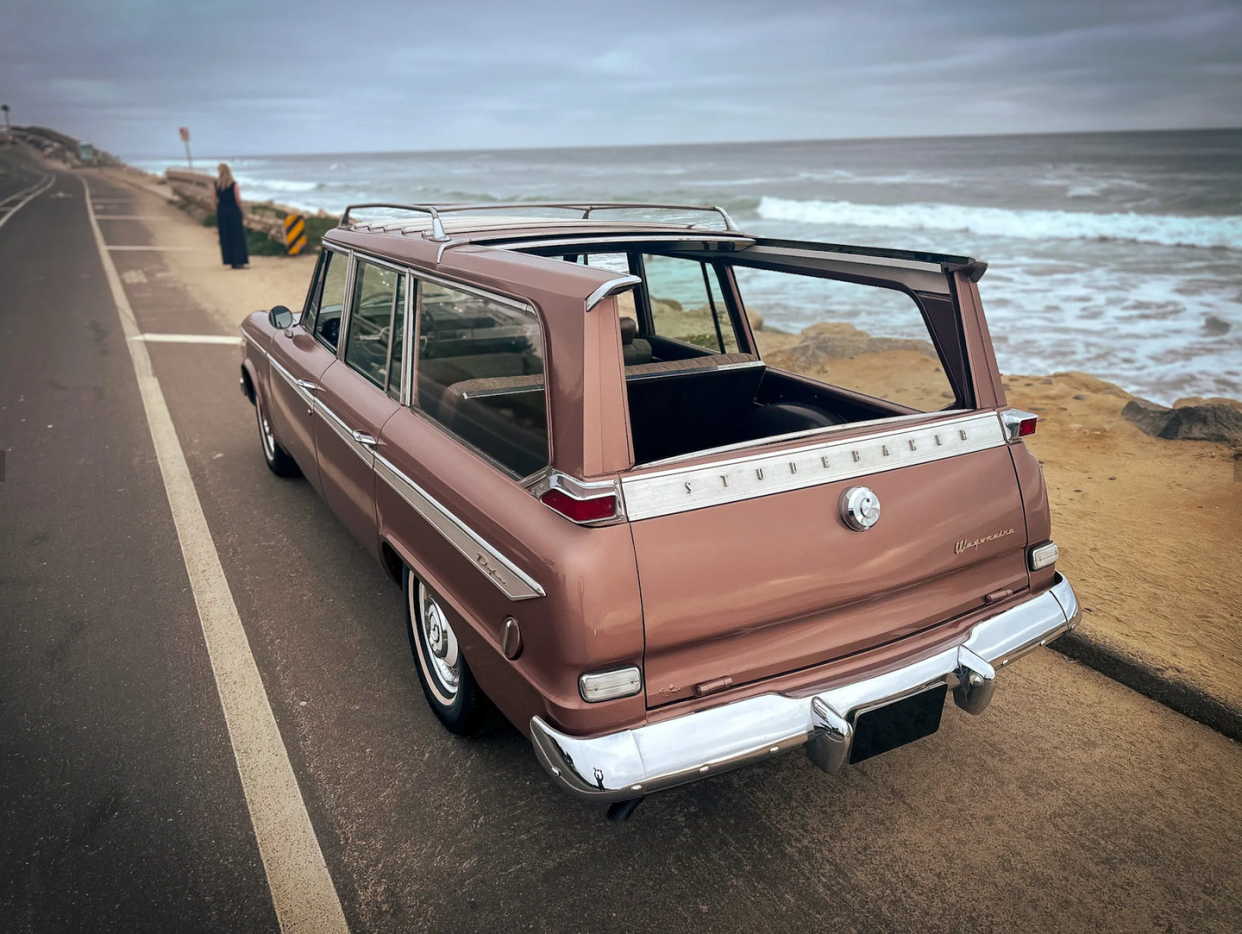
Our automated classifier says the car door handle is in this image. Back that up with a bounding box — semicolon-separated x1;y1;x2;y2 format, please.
352;430;377;447
295;379;318;391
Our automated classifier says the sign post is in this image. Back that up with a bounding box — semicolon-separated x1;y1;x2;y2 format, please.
179;126;193;172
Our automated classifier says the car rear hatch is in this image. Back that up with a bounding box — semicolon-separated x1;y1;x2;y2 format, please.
623;410;1030;707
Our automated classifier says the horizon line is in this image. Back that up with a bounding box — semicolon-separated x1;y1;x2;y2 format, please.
117;124;1242;164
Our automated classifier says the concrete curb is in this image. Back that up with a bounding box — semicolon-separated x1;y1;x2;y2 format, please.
1050;630;1242;744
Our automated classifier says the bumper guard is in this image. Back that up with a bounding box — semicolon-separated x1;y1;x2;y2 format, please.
530;573;1079;802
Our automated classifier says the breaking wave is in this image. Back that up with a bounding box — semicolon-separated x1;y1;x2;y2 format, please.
756;196;1242;251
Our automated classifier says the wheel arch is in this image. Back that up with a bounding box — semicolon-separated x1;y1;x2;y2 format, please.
240;357;259;405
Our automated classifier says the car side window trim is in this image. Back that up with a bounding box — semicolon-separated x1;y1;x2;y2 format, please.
308;245;353;353
400;276;416;406
407;273;551;480
300;249;327;335
333;251;358;360
382;271;407;399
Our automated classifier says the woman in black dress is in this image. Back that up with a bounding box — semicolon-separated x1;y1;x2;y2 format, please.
215;163;249;269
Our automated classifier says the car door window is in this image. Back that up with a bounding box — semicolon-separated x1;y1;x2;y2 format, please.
344;260;401;388
414;281;548;477
312;249;349;351
643;254;739;354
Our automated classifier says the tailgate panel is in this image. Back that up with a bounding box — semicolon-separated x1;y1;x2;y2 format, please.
627;425;1029;707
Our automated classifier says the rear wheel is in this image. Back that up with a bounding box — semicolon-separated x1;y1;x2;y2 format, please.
255;394;299;477
405;569;489;735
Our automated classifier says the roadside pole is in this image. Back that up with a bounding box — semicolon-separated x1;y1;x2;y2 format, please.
180;126;193;172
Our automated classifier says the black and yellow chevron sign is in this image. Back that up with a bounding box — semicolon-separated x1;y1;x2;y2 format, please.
283;213;308;255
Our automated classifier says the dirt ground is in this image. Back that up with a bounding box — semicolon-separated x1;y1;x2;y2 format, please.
115;165;1242;711
1007;371;1242;709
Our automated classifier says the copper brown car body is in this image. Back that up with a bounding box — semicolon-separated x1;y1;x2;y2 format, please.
239;202;1078;813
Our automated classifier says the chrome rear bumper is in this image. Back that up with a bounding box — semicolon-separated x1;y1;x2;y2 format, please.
530;573;1079;802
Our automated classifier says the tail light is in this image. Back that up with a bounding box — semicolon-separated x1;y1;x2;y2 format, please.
1000;408;1038;441
531;470;624;525
540;488;616;523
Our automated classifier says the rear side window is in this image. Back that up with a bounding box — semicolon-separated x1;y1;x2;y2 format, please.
309;249;349;350
344;261;403;390
734;269;955;412
643;254;739;354
415;282;548;477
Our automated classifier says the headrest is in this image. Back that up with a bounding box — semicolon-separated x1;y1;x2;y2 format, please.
619;316;638;345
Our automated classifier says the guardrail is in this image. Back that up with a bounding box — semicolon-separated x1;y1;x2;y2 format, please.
165;169;312;254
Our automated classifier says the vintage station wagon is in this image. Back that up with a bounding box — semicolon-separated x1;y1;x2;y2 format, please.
239;202;1078;821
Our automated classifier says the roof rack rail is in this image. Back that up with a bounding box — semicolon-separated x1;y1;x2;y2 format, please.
339;201;741;241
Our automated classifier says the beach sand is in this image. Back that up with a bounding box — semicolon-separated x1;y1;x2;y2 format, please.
110;167;1242;711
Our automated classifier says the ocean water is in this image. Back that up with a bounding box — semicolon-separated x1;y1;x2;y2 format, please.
136;130;1242;403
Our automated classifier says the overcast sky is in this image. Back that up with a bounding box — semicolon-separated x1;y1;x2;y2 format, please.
2;0;1240;158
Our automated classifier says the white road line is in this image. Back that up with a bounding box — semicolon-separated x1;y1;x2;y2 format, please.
96;215;175;220
107;245;203;251
0;174;56;231
80;176;350;934
134;333;244;345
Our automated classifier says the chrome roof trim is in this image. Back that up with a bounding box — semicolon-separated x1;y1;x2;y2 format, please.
621;410;1004;521
502;233;756;252
585;274;643;312
341;201;740;235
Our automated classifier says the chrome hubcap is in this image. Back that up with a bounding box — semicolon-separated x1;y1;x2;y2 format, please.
416;583;460;696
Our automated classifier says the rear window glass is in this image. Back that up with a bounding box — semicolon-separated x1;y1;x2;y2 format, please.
414;282;548;477
734;269;954;412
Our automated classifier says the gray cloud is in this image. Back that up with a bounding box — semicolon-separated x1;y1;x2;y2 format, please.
1;0;1239;157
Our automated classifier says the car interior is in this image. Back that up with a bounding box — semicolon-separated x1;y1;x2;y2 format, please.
593;249;929;465
329;245;954;477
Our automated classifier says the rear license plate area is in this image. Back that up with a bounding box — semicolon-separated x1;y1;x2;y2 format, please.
848;683;948;765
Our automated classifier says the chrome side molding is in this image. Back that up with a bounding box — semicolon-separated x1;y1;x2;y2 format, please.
375;452;546;602
530;574;1079;802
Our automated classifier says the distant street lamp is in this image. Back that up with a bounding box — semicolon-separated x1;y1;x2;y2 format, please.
1;105;11;143
179;126;193;171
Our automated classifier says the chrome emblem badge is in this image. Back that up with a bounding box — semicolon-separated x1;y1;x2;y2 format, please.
840;486;881;531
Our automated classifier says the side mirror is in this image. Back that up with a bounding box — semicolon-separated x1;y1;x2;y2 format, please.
268;305;295;330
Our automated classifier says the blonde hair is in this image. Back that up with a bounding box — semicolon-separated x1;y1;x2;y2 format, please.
216;162;235;190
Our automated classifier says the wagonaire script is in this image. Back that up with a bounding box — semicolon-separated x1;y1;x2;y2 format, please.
955;528;1017;554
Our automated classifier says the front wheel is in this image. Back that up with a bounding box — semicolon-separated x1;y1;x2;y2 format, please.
405;569;490;735
255;394;300;477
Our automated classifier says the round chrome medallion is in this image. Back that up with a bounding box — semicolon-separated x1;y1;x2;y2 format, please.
840;486;881;531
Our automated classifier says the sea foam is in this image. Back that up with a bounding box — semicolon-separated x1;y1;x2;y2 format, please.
757;196;1242;251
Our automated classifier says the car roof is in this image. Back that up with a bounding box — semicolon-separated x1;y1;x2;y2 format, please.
323;201;986;286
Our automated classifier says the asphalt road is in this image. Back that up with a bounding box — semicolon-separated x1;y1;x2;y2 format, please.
2;149;1241;933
